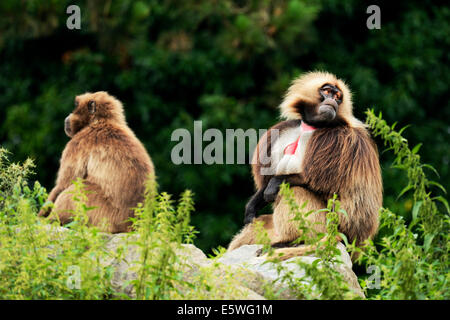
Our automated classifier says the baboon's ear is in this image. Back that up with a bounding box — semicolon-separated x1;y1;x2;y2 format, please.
88;100;96;114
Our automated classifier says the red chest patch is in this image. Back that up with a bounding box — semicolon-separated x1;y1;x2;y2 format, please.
284;137;301;155
283;122;316;155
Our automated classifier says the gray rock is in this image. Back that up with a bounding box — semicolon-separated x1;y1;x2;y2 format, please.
100;233;264;299
36;226;364;299
218;243;364;299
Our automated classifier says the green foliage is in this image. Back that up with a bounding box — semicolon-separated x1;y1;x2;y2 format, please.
0;148;45;211
292;195;358;300
263;187;359;300
0;160;115;299
347;110;449;300
126;173;197;299
124;174;253;299
366;110;448;244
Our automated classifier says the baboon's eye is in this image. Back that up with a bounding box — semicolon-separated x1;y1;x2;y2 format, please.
320;84;333;96
75;100;79;107
88;100;96;114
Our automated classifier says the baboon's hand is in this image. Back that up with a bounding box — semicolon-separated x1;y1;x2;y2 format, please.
244;188;267;225
38;207;50;217
244;204;256;225
264;177;282;202
38;202;53;217
263;187;278;202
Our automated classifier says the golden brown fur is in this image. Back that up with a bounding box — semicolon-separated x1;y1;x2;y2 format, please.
228;72;382;257
39;91;154;233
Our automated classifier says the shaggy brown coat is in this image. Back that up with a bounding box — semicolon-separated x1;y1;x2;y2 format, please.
228;72;383;257
39;91;154;233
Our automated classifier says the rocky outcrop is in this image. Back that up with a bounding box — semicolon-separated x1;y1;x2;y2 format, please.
34;226;363;299
102;233;364;299
217;243;364;299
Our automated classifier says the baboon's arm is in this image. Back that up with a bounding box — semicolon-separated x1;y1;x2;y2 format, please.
244;188;267;225
39;144;87;217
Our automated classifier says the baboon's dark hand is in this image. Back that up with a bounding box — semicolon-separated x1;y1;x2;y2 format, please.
264;176;282;202
38;207;51;217
263;187;279;202
244;203;256;225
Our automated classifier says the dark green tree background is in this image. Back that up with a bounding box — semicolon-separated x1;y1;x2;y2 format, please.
0;0;448;251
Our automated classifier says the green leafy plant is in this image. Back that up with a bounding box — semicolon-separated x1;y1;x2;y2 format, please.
125;174;254;300
0;156;115;299
262;186;359;300
126;172;197;299
0;148;45;212
347;110;449;299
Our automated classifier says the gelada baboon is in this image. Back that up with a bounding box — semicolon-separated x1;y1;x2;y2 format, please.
39;91;154;233
228;71;382;259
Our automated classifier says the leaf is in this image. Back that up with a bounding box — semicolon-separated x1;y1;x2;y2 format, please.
398;125;411;135
391;121;398;130
427;181;447;194
421;164;440;178
396;185;413;200
432;196;450;214
391;164;407;170
312;259;321;267
411;143;422;154
381;146;394;155
423;234;435;252
339;232;349;246
411;201;422;221
338;208;349;218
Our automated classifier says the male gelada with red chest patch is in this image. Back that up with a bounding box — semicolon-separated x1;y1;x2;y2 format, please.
228;71;382;260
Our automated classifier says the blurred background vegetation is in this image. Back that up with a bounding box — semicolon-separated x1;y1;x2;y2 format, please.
0;0;448;252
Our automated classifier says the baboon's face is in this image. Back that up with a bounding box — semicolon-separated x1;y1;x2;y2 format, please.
303;83;343;126
65;91;123;138
295;82;344;128
64;98;94;138
280;72;353;127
